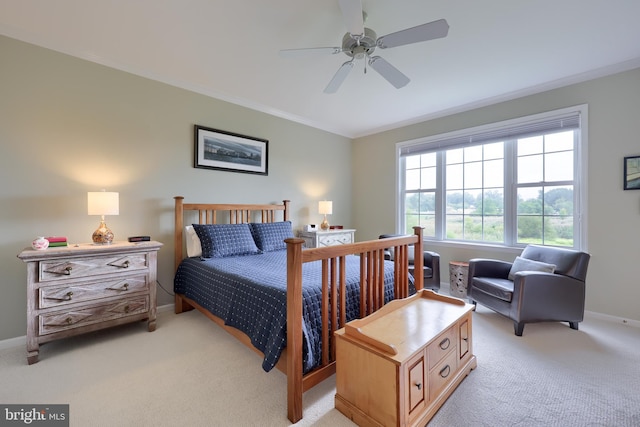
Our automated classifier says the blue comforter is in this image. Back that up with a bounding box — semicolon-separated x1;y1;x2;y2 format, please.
174;251;409;373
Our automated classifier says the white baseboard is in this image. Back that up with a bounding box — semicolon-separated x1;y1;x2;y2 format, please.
0;335;26;351
585;310;640;328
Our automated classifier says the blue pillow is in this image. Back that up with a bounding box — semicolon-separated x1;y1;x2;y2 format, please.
250;221;294;252
192;223;260;258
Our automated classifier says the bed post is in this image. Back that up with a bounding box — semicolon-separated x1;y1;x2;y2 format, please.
283;200;290;221
413;226;424;291
174;196;190;314
285;237;305;423
174;196;185;271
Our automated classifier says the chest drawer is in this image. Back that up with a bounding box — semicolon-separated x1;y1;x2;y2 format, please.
39;253;149;282
39;274;149;309
428;348;458;399
427;324;457;369
317;232;353;246
38;296;149;335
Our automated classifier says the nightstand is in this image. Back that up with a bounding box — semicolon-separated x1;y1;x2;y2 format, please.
298;229;355;248
17;240;162;364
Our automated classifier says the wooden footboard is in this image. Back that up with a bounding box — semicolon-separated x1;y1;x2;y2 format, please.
173;196;423;423
284;229;423;422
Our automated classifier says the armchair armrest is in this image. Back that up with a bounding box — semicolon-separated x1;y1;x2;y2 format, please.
424;250;440;273
423;250;439;265
511;272;586;322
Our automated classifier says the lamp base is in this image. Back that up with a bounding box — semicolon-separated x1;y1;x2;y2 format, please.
92;220;114;244
320;217;330;231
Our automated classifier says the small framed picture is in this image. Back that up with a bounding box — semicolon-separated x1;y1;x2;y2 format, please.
623;155;640;190
194;125;268;175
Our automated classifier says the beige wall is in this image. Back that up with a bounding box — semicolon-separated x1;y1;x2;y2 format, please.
352;67;640;322
0;36;352;341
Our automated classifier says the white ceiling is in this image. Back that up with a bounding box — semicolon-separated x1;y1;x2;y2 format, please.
2;0;640;138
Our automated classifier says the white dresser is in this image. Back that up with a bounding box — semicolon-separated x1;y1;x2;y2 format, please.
298;229;355;248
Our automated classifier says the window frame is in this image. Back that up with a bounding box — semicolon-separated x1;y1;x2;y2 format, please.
396;105;588;251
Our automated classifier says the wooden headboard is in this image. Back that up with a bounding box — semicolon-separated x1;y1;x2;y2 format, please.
173;196;290;269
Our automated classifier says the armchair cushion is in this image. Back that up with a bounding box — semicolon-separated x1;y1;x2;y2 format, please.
471;277;514;302
507;256;556;281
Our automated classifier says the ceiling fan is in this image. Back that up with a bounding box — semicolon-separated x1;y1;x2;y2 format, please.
279;0;449;93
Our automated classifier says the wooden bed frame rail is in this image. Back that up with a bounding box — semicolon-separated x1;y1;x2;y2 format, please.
173;196;423;423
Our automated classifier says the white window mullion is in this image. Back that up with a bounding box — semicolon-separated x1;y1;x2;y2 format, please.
435;151;445;240
503;139;516;246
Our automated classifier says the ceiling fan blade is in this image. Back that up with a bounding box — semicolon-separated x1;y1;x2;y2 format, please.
339;0;364;37
377;19;449;49
279;47;343;58
324;61;354;94
368;56;410;89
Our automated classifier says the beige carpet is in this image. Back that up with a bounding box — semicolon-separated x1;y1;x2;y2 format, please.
1;301;639;426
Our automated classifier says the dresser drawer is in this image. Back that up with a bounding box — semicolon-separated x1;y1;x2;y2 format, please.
317;232;353;246
427;325;457;369
428;349;458;399
39;296;149;335
39;253;149;282
39;274;149;309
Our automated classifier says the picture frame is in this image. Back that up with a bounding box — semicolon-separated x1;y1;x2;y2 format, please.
194;125;268;175
623;155;640;190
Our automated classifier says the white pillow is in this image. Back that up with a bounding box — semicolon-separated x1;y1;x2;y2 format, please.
508;256;556;280
185;225;202;257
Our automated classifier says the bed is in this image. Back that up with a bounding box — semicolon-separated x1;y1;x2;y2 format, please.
173;196;424;423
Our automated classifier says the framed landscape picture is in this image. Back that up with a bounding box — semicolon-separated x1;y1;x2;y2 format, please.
194;125;268;175
623;155;640;190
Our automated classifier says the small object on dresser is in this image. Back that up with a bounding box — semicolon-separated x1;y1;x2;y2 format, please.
45;236;68;247
128;235;151;242
31;236;49;250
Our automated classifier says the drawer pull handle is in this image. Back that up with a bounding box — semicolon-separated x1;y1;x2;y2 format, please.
415;382;422;390
439;365;451;378
108;260;130;269
107;283;129;291
439;337;450;350
45;266;73;276
45;291;74;302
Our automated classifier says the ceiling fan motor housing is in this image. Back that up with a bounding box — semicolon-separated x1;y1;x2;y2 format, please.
342;27;377;59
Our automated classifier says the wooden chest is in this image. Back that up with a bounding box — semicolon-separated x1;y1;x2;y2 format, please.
334;289;477;427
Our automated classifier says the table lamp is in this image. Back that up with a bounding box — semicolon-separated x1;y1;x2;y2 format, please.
87;190;119;244
318;200;332;231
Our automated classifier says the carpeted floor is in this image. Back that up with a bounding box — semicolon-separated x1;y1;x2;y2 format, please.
1;298;639;426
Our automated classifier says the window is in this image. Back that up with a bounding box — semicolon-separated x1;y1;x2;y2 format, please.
398;106;587;249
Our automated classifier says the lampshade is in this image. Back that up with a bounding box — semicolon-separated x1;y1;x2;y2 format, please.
318;200;333;215
87;191;119;216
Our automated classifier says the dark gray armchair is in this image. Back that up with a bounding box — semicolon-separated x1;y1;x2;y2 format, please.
379;234;441;291
468;244;590;336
